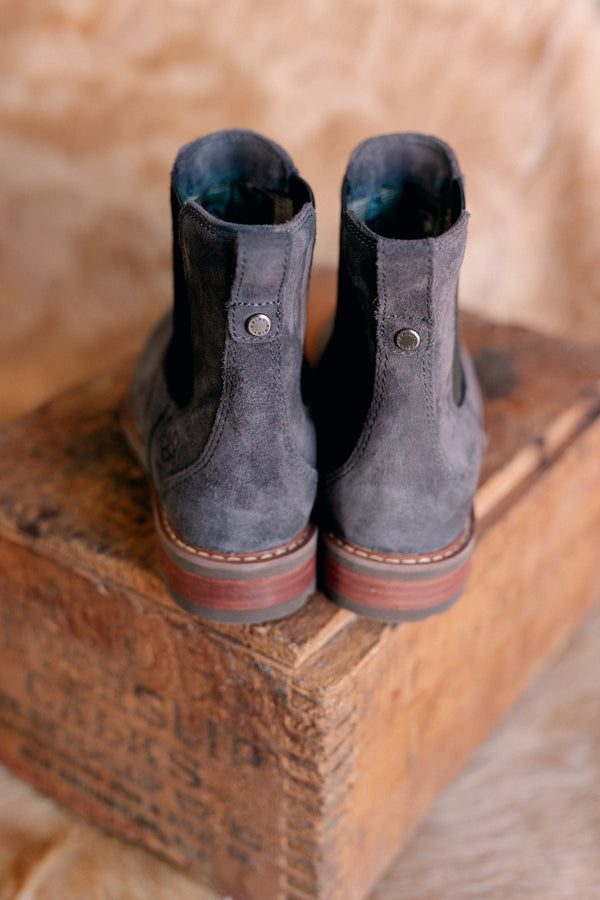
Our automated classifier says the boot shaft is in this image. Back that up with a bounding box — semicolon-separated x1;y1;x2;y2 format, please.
129;131;318;554
166;130;315;411
317;134;484;555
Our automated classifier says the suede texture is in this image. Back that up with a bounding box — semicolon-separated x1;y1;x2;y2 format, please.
129;130;317;553
317;134;484;555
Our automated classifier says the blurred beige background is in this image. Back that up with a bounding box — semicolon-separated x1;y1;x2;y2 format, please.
1;0;600;421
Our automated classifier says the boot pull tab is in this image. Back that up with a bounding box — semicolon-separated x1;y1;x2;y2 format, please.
377;239;431;354
228;230;290;343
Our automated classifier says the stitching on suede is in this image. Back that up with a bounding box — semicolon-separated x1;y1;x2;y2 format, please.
326;516;471;564
270;236;295;460
229;305;280;341
344;214;378;249
160;215;314;495
276;231;291;322
181;198;313;239
232;234;247;308
147;403;169;474
230;300;278;308
169;204;232;482
270;340;294;462
194;343;234;473
270;238;317;480
382;314;430;354
164;230;300;493
228;233;285;341
383;314;427;320
422;241;472;486
324;242;389;487
161;508;312;562
271;339;311;477
325;348;389;486
163;343;234;491
426;237;433;321
422;238;454;480
182;203;231;238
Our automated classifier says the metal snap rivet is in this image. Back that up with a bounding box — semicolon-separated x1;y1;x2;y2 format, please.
394;328;421;352
245;313;272;337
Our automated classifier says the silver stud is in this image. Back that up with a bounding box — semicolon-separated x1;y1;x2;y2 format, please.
394;328;421;351
245;313;272;337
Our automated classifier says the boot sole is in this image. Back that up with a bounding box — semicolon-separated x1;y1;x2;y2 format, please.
121;400;317;624
322;514;475;623
155;509;317;624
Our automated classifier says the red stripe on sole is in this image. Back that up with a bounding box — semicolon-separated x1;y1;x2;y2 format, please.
323;552;472;612
157;540;316;613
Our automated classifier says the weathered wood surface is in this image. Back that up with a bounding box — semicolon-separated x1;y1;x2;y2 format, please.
3;597;600;900
0;315;599;900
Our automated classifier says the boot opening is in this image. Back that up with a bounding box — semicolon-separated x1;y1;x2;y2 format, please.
193;175;310;226
173;131;314;226
347;138;464;240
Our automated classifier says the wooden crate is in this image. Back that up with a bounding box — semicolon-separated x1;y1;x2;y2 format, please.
0;316;599;900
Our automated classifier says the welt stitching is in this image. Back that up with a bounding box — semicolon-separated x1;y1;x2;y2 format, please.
327;516;472;564
161;509;311;562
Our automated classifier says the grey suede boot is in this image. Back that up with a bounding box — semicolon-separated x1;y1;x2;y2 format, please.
124;130;318;624
315;133;485;622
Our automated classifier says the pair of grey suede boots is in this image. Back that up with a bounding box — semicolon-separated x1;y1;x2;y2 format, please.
124;129;485;625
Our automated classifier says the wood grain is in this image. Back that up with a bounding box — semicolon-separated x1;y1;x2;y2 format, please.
0;315;599;899
2;588;600;900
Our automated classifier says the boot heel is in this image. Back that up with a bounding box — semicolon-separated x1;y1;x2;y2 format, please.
322;514;475;623
155;503;317;624
123;402;316;624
